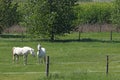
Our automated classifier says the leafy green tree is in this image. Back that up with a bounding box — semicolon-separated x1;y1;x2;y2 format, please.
0;0;21;34
111;0;120;32
25;0;78;40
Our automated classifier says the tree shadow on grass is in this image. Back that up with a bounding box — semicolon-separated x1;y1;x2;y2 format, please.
1;38;120;43
50;38;120;43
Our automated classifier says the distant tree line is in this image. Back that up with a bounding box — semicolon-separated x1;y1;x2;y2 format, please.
75;2;113;24
78;0;92;2
111;0;120;31
78;0;113;2
0;0;120;40
0;0;22;34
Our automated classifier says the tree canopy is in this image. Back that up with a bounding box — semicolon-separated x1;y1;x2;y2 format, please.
25;0;78;40
0;0;21;34
111;0;120;29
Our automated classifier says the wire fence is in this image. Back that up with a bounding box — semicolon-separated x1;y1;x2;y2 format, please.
0;55;120;76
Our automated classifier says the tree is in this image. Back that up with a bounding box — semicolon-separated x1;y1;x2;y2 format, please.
0;0;21;34
111;0;120;32
25;0;78;40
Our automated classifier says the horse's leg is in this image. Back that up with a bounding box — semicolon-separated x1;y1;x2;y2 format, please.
23;55;27;65
39;58;42;64
13;54;15;63
16;55;19;63
44;56;46;64
26;56;27;65
38;57;40;64
38;56;40;64
41;58;44;64
42;58;44;64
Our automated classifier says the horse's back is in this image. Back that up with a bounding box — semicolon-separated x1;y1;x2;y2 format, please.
41;48;45;52
23;46;34;51
13;47;23;55
23;46;31;50
13;47;22;51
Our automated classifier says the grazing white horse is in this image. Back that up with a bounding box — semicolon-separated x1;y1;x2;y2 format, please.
12;46;35;65
37;44;46;64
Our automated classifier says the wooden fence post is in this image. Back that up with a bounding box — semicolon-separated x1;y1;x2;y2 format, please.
46;56;50;77
106;55;109;75
110;31;112;41
79;31;81;40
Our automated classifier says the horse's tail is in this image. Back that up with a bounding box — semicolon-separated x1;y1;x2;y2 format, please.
12;47;15;63
12;47;15;54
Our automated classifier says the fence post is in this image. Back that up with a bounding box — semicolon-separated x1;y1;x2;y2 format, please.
46;56;50;77
78;31;81;40
106;55;109;76
110;31;112;41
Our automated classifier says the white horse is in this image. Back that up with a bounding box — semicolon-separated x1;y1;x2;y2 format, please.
12;46;35;65
37;44;46;64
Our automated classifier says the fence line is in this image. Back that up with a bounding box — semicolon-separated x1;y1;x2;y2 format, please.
0;61;120;65
1;70;120;75
106;55;109;75
0;72;60;75
46;56;50;77
1;55;120;76
53;61;100;65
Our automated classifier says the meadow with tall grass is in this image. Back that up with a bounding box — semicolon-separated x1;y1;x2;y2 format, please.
0;32;120;80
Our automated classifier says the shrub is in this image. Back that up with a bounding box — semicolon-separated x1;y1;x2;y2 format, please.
0;34;25;38
75;2;114;25
111;0;120;30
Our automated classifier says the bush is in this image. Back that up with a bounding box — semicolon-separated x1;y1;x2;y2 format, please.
0;34;25;38
75;2;114;24
111;0;120;28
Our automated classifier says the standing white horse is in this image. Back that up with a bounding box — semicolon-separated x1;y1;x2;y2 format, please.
37;44;46;64
12;46;35;65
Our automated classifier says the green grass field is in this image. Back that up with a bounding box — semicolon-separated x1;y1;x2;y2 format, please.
0;32;120;80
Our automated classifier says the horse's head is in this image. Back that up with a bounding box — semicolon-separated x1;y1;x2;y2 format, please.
37;44;42;50
30;48;35;57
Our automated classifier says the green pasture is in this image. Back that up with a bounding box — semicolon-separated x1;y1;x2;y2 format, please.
0;32;120;80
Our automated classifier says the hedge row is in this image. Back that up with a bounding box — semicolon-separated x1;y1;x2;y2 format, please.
75;2;114;24
0;34;25;38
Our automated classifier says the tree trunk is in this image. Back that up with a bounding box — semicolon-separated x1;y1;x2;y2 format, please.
0;26;3;34
110;31;112;41
51;32;54;41
99;24;102;32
